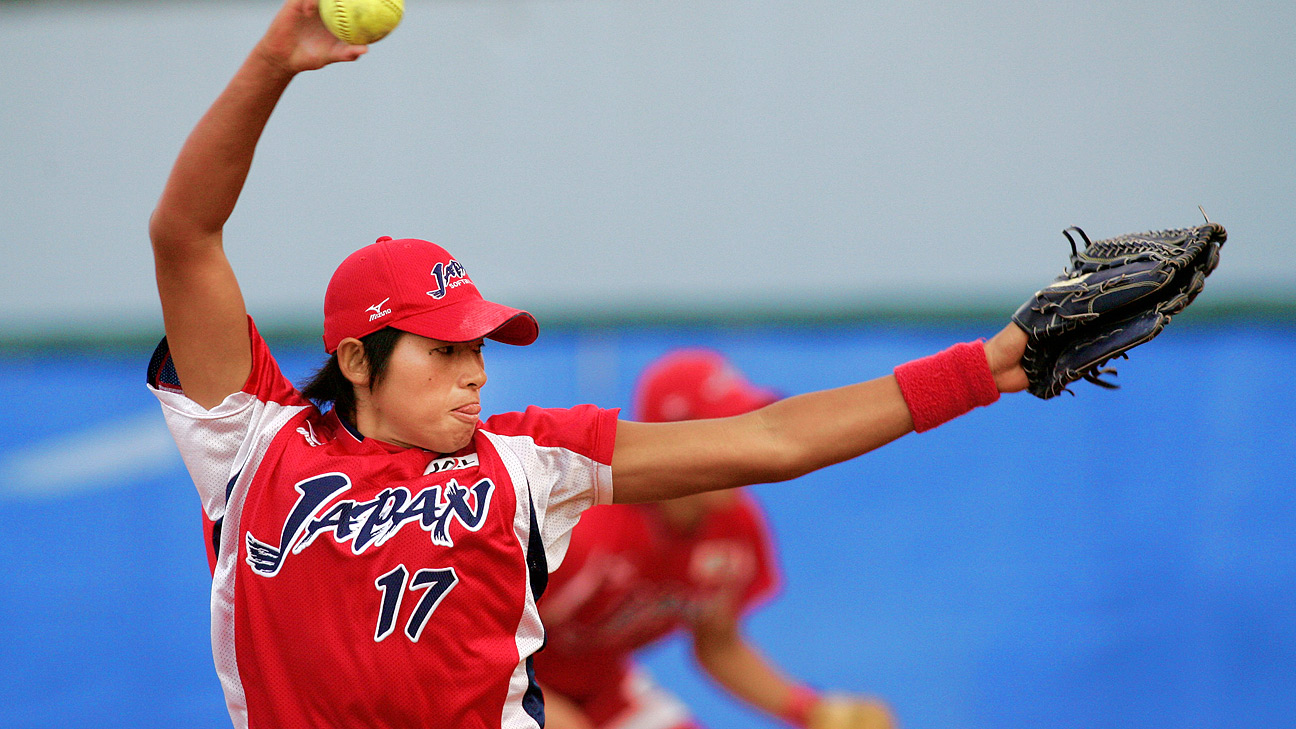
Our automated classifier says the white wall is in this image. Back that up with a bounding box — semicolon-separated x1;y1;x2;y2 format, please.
3;0;1292;339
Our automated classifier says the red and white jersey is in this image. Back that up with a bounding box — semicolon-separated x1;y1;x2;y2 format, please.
147;319;618;729
533;494;779;704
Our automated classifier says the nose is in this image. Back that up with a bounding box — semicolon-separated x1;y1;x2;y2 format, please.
462;351;487;389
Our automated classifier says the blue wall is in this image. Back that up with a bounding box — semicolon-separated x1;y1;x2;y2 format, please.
1;321;1292;729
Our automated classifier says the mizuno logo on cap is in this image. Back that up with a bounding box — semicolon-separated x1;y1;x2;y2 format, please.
367;298;392;321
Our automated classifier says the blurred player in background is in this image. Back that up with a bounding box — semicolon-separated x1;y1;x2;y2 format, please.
536;349;895;729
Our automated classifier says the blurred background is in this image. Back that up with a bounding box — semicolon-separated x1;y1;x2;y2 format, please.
1;1;1292;728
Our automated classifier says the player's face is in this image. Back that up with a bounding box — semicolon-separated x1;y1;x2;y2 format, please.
363;333;487;453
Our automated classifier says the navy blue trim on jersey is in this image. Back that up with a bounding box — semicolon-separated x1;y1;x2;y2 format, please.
337;413;364;442
211;516;223;557
525;488;548;600
225;470;240;502
522;486;548;727
211;470;241;556
523;655;545;727
146;337;183;392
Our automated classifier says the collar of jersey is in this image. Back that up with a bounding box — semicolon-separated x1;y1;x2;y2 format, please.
334;410;366;443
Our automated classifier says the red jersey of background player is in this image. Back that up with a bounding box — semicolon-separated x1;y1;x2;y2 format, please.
533;350;786;729
535;491;779;707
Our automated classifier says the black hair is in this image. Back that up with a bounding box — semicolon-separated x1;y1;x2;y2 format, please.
300;327;405;421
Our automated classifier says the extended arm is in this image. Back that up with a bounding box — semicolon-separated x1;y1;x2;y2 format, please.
149;0;366;408
690;608;812;722
611;323;1027;502
692;609;895;729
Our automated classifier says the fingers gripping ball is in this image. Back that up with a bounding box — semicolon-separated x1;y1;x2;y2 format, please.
807;696;897;729
319;0;404;45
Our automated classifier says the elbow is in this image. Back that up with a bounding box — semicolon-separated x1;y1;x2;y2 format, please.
149;207;218;263
743;406;851;483
149;207;182;255
690;632;724;673
149;206;188;249
689;618;742;677
725;411;802;485
749;437;819;485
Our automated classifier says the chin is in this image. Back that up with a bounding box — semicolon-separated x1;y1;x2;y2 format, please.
424;427;474;455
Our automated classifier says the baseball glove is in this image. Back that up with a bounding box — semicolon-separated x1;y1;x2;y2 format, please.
807;695;896;729
1012;220;1226;399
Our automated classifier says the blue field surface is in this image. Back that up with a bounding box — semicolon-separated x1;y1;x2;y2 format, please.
1;321;1292;729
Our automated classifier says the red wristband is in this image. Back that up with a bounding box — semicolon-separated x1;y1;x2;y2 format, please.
894;340;1000;433
777;685;820;728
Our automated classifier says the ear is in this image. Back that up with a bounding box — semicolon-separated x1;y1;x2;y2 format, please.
336;338;370;389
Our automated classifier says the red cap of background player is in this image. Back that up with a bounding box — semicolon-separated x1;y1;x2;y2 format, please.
322;237;538;353
633;349;780;422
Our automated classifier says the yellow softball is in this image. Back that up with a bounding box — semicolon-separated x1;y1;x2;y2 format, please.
319;0;405;45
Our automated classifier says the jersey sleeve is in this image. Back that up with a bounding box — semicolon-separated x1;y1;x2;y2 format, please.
146;317;313;522
481;405;619;568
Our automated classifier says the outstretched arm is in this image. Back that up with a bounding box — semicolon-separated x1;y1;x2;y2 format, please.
691;608;810;721
690;608;894;729
150;0;366;408
611;323;1027;503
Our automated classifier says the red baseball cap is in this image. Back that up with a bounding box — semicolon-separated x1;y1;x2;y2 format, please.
633;349;780;422
322;237;538;353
